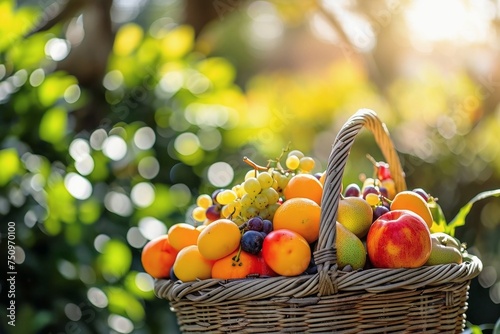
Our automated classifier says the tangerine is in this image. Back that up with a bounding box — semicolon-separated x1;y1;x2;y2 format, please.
283;173;323;205
211;249;260;279
390;191;433;228
273;197;321;243
197;219;241;260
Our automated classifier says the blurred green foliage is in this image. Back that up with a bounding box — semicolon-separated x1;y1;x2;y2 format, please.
1;0;499;333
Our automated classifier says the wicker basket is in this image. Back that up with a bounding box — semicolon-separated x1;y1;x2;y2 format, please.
155;109;483;333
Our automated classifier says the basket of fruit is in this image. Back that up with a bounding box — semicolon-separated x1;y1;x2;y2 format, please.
149;109;483;333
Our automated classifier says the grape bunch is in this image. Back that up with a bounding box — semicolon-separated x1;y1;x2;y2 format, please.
240;216;273;254
191;149;317;225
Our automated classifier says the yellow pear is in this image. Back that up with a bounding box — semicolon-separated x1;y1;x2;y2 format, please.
425;233;462;266
336;222;366;270
337;197;373;238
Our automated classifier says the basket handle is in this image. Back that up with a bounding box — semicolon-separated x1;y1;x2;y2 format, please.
316;109;407;296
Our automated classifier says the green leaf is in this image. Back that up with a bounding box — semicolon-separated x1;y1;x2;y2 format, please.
429;198;447;234
447;189;500;237
39;107;67;144
0;148;21;186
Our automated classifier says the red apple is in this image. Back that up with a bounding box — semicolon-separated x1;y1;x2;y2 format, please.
366;210;431;268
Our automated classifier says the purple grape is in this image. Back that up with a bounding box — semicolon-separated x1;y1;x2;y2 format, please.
262;219;273;234
362;185;380;199
344;183;361;197
241;230;264;255
205;204;221;221
373;205;390;222
247;217;264;231
412;188;429;202
379;187;389;199
211;189;223;205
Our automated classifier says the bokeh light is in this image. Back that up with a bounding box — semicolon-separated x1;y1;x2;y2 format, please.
102;135;128;161
207;162;234;187
64;173;92;200
138;217;167;240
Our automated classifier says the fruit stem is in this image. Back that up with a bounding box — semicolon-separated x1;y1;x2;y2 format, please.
243;156;267;171
233;244;243;262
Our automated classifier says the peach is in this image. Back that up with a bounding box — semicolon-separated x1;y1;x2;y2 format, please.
141;235;178;279
367;210;431;268
261;229;311;276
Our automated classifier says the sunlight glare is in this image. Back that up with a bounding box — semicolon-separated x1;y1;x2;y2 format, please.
405;0;493;44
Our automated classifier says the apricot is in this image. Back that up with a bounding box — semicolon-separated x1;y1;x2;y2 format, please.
197;219;241;260
168;223;200;251
173;245;214;282
261;229;311;276
141;235;178;279
273;197;321;243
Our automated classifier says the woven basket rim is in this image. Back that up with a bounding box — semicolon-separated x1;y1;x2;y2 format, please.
155;109;483;304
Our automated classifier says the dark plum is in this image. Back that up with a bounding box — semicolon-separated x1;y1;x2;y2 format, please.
241;230;264;255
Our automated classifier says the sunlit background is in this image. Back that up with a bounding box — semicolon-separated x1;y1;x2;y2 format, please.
1;0;500;332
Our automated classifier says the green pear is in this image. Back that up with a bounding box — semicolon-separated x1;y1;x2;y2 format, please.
337;197;373;238
431;232;462;250
425;234;463;266
336;222;366;270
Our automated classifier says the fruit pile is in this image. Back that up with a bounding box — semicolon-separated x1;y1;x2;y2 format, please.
141;150;467;282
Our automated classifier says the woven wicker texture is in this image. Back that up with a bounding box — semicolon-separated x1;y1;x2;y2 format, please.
155;109;482;333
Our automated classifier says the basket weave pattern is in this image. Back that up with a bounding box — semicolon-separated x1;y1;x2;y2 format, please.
155;109;482;333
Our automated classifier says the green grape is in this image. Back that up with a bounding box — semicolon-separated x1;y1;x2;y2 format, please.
267;203;280;219
286;155;300;170
243;177;261;196
254;194;269;210
299;156;315;172
365;193;380;206
261;187;279;204
240;194;255;208
196;194;212;209
277;174;291;193
221;202;239;218
241;206;259;219
192;206;207;222
257;171;274;189
217;189;237;205
232;184;246;198
288;149;304;159
245;169;258;180
258;208;270;219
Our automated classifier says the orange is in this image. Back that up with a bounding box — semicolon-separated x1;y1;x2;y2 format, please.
141;235;178;279
283;173;323;205
168;223;201;251
197;219;241;260
273;197;321;243
390;191;433;228
173;245;214;282
211;250;260;279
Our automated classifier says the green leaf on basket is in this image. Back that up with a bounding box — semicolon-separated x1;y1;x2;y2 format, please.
429;198;447;234
447;189;500;237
